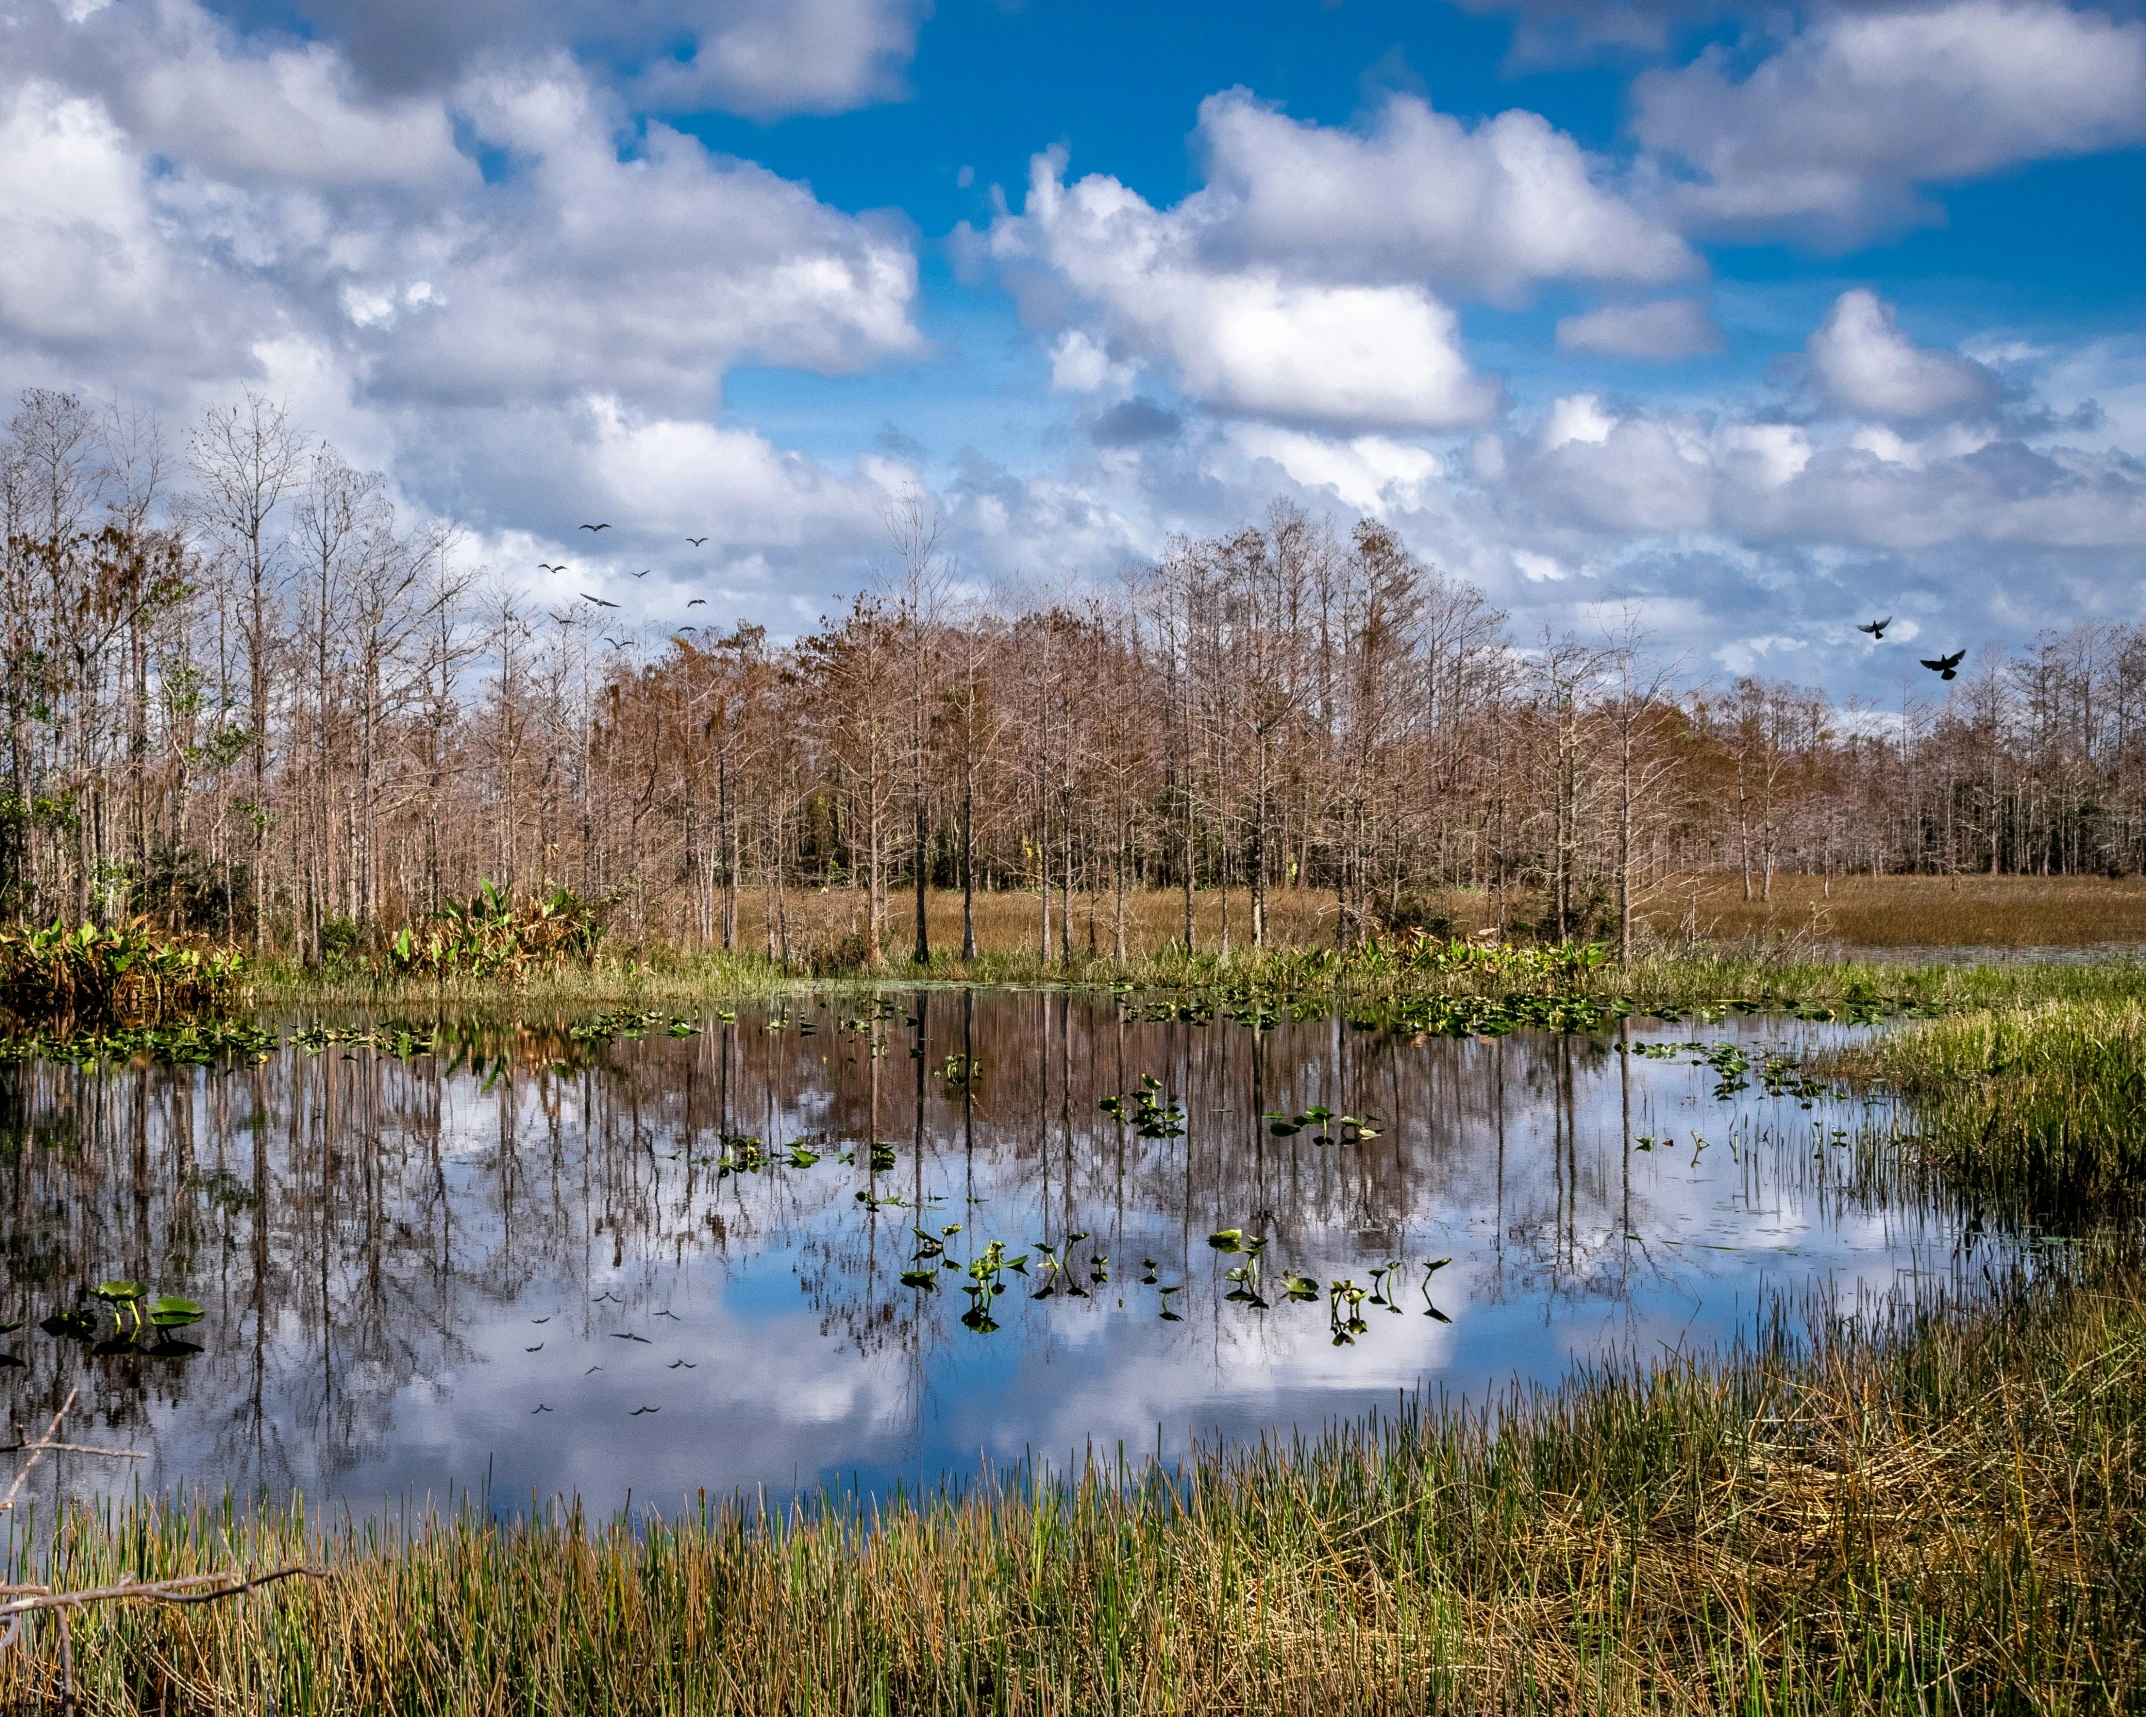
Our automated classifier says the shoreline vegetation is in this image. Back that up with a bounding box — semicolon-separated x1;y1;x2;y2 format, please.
4;890;2146;1707
6;1250;2138;1710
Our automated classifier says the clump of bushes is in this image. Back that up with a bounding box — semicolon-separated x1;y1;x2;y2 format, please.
0;920;244;1026
384;881;608;981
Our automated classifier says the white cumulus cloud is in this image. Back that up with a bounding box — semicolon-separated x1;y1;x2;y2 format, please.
1806;290;1999;422
981;148;1500;432
1191;88;1694;302
1632;0;2146;241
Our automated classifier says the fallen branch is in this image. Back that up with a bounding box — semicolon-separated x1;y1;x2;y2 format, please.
0;1561;332;1708
0;1442;146;1460
0;1389;77;1516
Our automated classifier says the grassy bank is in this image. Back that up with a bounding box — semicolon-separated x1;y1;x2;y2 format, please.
6;1249;2139;1714
254;937;2146;1022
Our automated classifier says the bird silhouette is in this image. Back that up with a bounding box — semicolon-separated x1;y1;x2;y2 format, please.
630;1406;661;1416
524;1343;543;1352
579;522;610;533
687;598;706;607
581;593;618;608
1857;616;1892;639
601;636;622;648
1921;649;1966;680
631;569;649;579
668;1359;697;1369
538;562;566;574
532;1404;553;1414
687;536;708;547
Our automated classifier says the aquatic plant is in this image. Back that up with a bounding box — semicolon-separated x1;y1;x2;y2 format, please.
383;882;609;981
0;919;243;1026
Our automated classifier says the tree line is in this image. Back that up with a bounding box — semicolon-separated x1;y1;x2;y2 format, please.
7;386;2146;967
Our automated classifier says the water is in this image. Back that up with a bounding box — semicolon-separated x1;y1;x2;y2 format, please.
0;991;1970;1521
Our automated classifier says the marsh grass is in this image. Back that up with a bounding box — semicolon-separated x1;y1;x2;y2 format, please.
5;1252;2141;1714
1829;997;2146;1225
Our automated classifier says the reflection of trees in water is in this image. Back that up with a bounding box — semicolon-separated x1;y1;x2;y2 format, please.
0;998;1912;1504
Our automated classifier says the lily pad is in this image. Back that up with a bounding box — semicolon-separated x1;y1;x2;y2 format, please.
41;1311;99;1340
147;1296;205;1328
92;1280;148;1302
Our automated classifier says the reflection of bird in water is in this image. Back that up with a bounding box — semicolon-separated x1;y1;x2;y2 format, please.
609;1332;651;1343
1921;649;1966;680
585;1365;603;1374
525;1343;543;1351
532;1317;550;1324
630;1406;661;1416
654;1309;681;1319
593;1293;622;1304
1857;616;1891;639
532;1404;553;1414
668;1359;696;1369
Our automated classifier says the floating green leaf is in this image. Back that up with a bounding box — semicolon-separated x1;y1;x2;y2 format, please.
92;1280;148;1302
147;1296;205;1328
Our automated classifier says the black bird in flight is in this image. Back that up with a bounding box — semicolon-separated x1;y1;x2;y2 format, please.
581;593;618;608
1921;649;1966;680
687;597;706;607
687;536;708;547
538;562;566;574
631;569;649;579
1857;616;1892;639
630;1406;661;1416
601;636;622;648
531;1404;553;1414
579;522;610;533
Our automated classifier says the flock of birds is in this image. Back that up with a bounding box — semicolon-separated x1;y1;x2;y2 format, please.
530;524;724;652
1858;615;1966;681
539;540;1974;687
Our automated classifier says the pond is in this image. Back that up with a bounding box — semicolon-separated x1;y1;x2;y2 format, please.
0;990;1975;1521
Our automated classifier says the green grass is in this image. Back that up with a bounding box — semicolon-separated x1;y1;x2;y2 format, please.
1830;996;2146;1225
253;940;2146;1023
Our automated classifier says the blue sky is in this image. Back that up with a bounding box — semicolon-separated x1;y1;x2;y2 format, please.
1;0;2141;696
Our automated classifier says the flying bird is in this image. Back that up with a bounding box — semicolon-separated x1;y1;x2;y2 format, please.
601;636;622;648
1857;616;1892;639
1921;650;1966;681
579;522;611;533
581;593;618;608
631;569;649;579
687;536;708;547
538;562;566;574
630;1406;661;1416
687;598;706;607
531;1404;553;1414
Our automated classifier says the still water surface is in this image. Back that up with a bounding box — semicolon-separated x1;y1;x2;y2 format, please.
0;991;1968;1519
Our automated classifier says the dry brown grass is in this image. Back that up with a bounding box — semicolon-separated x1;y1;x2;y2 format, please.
1639;872;2146;950
671;876;2146;964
